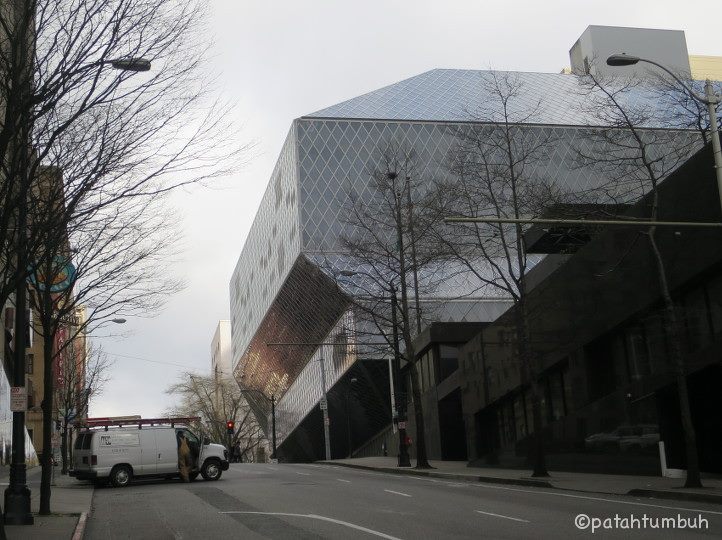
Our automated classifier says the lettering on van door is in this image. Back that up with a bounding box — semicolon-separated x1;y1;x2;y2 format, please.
98;433;141;447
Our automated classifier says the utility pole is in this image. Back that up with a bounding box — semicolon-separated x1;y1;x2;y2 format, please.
319;357;331;460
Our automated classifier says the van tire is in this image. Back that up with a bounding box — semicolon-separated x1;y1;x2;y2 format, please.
201;459;222;481
110;465;132;487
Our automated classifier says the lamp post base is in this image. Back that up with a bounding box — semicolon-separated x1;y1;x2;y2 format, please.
4;464;34;525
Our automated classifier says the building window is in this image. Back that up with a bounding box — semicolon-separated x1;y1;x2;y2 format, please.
26;353;33;375
545;368;567;422
625;326;651;380
706;274;722;334
513;394;527;440
585;334;623;402
642;314;668;372
438;345;459;382
332;332;348;372
683;288;712;352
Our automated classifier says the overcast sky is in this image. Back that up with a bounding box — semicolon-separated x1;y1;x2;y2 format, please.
90;0;722;418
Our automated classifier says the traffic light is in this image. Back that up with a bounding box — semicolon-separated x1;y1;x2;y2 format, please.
226;420;234;434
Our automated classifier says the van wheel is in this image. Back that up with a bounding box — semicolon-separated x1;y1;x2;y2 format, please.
201;459;222;481
110;465;132;487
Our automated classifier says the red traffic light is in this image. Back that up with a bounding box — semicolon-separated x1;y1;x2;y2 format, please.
226;420;235;434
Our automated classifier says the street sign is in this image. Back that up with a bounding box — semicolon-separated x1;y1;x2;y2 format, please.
319;398;328;411
10;387;27;411
398;421;406;429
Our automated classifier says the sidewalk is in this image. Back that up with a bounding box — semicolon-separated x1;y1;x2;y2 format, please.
1;465;93;540
320;457;722;505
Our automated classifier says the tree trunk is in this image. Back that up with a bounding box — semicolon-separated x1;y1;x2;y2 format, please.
40;325;54;515
61;418;68;475
407;357;431;469
515;299;548;477
648;233;702;488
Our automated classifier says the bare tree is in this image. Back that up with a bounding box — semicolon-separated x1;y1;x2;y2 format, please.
0;0;241;312
53;338;111;474
574;69;705;487
427;71;571;477
0;0;244;516
332;143;450;469
165;373;267;462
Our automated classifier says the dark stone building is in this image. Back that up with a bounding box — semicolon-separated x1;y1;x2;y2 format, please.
456;144;722;475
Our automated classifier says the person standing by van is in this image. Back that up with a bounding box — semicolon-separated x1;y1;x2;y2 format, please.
177;431;193;482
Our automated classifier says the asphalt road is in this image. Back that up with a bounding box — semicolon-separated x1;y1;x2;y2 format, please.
85;463;722;539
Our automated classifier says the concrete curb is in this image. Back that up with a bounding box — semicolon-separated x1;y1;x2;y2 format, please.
627;489;722;506
71;512;88;540
320;461;554;489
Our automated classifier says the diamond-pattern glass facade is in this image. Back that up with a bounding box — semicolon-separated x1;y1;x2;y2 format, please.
307;69;662;125
229;68;700;453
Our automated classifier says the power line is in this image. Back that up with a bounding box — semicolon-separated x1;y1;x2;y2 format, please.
105;351;201;370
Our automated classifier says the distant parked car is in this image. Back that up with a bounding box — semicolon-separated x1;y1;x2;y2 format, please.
619;425;660;454
584;424;659;453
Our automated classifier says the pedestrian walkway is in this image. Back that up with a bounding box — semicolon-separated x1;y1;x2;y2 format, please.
1;465;93;540
321;457;722;505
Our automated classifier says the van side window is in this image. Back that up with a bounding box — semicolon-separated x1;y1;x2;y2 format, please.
74;434;85;450
181;429;199;446
82;433;93;449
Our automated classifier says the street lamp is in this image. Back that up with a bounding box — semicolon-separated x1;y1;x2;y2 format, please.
4;56;151;526
606;54;722;212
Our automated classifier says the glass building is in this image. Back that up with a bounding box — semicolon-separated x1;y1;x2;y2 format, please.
229;68;695;461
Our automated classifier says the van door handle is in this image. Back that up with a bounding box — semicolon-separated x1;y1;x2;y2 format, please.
158;453;161;458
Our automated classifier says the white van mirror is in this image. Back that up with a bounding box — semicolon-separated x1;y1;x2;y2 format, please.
203;436;210;445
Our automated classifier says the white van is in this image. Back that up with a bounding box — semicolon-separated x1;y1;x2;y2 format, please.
71;423;229;487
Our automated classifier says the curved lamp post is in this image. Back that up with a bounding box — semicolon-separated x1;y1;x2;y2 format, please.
607;54;722;213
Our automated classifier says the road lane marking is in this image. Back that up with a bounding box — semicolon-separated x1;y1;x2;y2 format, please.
337;478;351;483
402;473;722;517
475;510;530;523
384;489;411;497
295;471;311;476
219;511;402;540
469;483;722;516
265;466;278;471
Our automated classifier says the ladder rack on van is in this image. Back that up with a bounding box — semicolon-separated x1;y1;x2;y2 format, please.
82;416;201;430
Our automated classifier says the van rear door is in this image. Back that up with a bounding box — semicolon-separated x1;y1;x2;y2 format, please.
73;432;93;473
